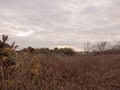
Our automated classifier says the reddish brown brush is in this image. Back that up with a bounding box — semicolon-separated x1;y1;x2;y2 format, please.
0;54;120;90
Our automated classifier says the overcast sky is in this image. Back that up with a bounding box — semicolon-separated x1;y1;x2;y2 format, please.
0;0;120;51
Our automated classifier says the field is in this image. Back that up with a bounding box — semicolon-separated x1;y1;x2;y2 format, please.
0;54;120;90
0;35;120;90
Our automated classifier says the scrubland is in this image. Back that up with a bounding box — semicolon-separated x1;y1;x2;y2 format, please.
0;35;120;90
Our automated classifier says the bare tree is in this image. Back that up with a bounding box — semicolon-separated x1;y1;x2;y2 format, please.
92;41;110;55
96;41;108;52
111;41;120;54
83;42;92;54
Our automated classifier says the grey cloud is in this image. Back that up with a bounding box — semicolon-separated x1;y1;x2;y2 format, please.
0;0;120;51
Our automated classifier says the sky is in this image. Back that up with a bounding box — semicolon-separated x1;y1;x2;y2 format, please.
0;0;120;51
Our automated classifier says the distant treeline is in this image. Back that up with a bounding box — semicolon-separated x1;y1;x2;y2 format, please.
1;34;120;56
83;41;120;55
18;41;120;56
20;46;76;56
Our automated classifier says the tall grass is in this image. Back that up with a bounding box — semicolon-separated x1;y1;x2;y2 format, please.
0;53;120;90
0;35;120;90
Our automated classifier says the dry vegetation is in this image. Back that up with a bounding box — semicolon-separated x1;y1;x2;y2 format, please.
0;35;120;90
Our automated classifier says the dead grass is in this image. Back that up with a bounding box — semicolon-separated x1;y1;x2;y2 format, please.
0;54;120;90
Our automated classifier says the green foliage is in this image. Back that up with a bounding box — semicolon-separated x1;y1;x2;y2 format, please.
39;48;51;54
21;46;35;54
0;34;18;79
53;47;76;56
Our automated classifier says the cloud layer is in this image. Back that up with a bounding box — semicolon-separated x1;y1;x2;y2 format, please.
0;0;120;50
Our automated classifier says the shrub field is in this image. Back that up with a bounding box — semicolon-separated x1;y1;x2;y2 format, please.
0;35;120;90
